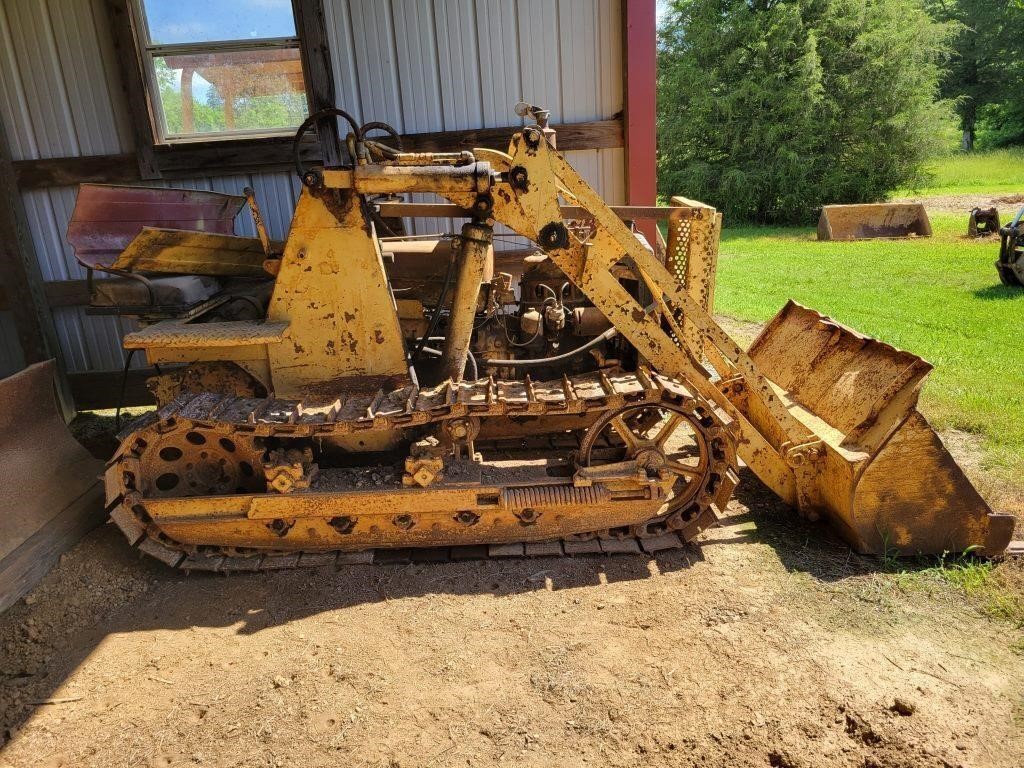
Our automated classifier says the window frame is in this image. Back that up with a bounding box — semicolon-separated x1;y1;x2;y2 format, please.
129;0;311;145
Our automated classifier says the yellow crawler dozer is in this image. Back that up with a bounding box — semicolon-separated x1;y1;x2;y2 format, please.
68;105;1013;570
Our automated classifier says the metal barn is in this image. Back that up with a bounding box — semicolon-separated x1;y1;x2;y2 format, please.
0;0;656;405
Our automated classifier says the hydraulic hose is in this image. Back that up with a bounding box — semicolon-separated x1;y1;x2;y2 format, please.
410;250;458;363
418;345;478;381
482;326;618;368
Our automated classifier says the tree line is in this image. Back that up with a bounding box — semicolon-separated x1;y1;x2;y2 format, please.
657;0;1024;224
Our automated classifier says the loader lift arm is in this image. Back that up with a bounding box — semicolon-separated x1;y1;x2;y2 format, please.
319;123;1013;557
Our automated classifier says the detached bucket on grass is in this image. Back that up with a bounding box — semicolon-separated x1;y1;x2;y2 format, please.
744;301;1014;556
817;203;932;241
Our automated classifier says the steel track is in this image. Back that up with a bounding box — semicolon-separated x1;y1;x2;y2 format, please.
106;368;737;571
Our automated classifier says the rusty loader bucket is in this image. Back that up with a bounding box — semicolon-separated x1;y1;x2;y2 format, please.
818;203;932;240
659;198;1009;557
741;302;1014;556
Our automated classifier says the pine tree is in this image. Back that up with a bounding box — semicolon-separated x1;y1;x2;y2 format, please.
925;0;1024;149
657;0;953;224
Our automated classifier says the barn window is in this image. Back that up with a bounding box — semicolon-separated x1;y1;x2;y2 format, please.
132;0;309;142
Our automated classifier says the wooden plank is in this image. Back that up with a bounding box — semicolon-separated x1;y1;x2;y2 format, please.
0;120;59;365
0;103;75;414
69;368;157;410
42;281;91;308
291;0;341;167
105;0;160;178
12;153;139;188
398;118;623;153
12;137;319;188
0;484;105;614
13;119;624;190
0;281;69;311
0;281;89;311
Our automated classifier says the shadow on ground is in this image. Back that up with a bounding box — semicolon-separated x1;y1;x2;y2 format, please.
972;284;1023;300
1;452;908;748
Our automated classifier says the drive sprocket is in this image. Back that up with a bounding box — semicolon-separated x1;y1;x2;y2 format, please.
137;423;266;498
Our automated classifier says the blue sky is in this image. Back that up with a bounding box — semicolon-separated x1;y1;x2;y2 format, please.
143;0;295;45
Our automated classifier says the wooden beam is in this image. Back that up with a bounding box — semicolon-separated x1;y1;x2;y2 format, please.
291;0;342;167
0;281;90;312
0;125;51;364
400;119;623;153
40;280;91;308
12;152;138;188
105;0;160;178
0;109;75;414
12;119;624;190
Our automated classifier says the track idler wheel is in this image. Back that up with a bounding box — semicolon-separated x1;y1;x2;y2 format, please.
578;400;736;542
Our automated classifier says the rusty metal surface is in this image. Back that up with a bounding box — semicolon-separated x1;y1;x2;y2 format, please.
998;208;1024;287
265;189;410;399
747;301;1011;555
106;368;735;566
665;198;725;369
146;361;265;408
968;207;1000;237
441;223;493;382
748;301;932;450
112;228;269;277
442;129;1003;555
0;361;101;561
107;120;1009;563
376;202;679;220
0;361;104;609
67;184;245;270
817;203;932;241
124;319;289;349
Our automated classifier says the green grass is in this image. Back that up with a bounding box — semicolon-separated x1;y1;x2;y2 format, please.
889;555;1024;630
715;213;1024;481
898;148;1024;197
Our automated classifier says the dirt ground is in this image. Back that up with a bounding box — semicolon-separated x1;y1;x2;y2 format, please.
892;192;1024;215
2;201;1022;767
1;473;1021;768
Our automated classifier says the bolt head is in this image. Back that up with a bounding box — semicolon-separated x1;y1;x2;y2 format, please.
412;467;435;487
270;474;294;493
393;514;415;530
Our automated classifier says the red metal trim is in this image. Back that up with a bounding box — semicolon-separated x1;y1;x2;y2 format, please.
624;0;657;242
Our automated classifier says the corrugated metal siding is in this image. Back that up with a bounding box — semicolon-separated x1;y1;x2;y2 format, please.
325;0;625;241
0;0;624;377
0;0;130;161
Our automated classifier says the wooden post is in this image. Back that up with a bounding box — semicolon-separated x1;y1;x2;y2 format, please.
292;0;342;166
0;117;75;417
623;0;658;246
105;0;161;178
181;67;196;134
